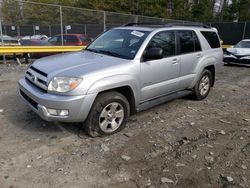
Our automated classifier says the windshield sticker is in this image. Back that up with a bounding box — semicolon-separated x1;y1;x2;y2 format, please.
131;30;144;37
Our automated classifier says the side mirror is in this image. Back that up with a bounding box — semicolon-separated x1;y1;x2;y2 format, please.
144;48;163;60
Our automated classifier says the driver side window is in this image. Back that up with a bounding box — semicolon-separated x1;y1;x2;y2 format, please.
147;31;176;58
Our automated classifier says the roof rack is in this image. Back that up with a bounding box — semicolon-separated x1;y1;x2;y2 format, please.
124;22;211;28
124;22;164;26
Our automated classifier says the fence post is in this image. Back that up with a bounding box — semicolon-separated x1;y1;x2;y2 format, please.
65;26;67;34
0;15;6;64
134;15;138;23
33;25;35;35
84;24;87;35
49;25;51;37
17;26;20;37
242;22;246;39
103;11;106;32
60;6;64;46
3;25;6;35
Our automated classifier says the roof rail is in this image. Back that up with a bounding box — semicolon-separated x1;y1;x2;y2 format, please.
165;22;211;28
124;23;164;26
124;22;211;28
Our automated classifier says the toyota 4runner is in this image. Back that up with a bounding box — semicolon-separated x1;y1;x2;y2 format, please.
19;23;223;137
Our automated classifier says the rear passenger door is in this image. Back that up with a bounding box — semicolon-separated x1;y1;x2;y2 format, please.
177;30;202;89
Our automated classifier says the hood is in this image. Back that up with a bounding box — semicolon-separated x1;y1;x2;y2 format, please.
227;47;250;56
32;51;130;78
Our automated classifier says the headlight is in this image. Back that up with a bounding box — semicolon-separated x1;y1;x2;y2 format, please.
48;77;82;92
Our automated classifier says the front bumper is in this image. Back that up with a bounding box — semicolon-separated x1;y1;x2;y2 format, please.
224;54;250;66
18;78;96;122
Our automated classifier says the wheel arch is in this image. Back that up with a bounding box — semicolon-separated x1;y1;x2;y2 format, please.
204;65;215;87
87;75;139;115
97;86;136;115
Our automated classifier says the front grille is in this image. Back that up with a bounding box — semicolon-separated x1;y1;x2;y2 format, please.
30;66;47;77
25;78;47;92
25;66;48;91
20;89;38;109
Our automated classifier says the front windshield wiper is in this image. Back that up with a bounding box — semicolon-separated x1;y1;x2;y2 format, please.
97;50;129;59
85;48;99;53
98;50;119;57
85;48;130;59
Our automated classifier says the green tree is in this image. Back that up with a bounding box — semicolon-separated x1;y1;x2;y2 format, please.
1;0;23;25
171;0;192;21
237;0;250;21
191;0;214;22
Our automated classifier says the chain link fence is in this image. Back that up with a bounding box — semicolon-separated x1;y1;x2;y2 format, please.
0;1;249;46
0;1;188;41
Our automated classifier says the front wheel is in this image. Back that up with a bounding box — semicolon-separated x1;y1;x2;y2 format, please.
192;69;212;100
84;91;130;137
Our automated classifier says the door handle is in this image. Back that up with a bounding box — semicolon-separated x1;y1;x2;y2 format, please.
197;54;203;58
172;58;178;64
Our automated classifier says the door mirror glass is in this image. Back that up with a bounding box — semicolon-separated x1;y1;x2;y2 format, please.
144;48;163;60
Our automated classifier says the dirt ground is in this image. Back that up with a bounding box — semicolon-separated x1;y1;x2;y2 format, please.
0;63;249;188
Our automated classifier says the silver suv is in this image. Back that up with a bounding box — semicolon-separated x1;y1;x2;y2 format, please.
19;23;223;137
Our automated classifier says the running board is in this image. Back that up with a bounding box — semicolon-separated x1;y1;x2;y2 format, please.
137;90;193;112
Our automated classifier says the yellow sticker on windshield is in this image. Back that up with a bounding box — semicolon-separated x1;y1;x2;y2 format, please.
131;31;144;37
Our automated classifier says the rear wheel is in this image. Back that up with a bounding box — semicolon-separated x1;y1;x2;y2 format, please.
84;91;130;137
192;69;212;100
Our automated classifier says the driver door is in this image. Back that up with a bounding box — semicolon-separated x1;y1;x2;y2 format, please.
140;31;180;102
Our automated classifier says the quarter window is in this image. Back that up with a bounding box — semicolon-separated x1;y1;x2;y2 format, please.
147;31;176;57
201;31;220;48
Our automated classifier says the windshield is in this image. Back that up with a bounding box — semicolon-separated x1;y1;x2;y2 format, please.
235;41;250;48
86;29;150;59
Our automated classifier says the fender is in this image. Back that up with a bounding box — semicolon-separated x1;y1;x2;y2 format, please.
87;74;140;106
190;56;217;88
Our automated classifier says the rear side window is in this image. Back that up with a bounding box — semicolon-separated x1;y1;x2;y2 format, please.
201;31;220;48
178;30;201;54
65;35;78;43
80;36;92;43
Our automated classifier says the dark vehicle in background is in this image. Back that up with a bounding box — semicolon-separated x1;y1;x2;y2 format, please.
224;39;250;66
20;34;92;58
20;39;50;46
48;34;92;46
20;34;92;46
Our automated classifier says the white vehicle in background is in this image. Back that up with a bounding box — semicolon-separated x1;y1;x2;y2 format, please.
0;35;20;45
224;39;250;66
21;35;48;40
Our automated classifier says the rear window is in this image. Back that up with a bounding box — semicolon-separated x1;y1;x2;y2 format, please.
201;31;220;48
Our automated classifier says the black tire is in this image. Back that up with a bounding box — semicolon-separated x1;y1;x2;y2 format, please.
192;69;212;100
84;91;130;137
